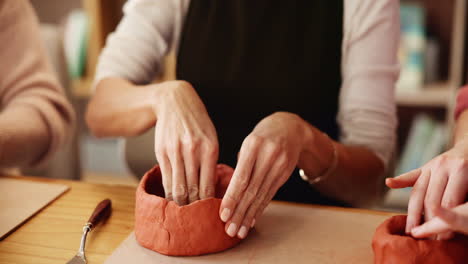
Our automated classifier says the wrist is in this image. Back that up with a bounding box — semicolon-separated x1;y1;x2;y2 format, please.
270;111;309;143
149;80;195;118
456;133;468;145
452;136;468;156
300;119;315;153
298;125;336;179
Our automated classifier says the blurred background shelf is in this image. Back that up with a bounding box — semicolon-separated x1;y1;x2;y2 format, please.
72;77;94;98
395;82;453;107
384;0;467;211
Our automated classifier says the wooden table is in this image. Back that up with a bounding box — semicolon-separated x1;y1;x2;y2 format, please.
0;176;135;264
0;176;394;264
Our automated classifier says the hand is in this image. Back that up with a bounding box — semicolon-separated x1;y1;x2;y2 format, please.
386;139;468;239
153;81;219;205
219;112;308;239
411;203;468;238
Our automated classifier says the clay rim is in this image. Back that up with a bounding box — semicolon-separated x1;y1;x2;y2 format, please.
138;164;229;208
376;215;465;245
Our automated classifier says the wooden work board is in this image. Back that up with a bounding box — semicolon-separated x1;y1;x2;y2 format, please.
0;178;69;240
105;202;395;264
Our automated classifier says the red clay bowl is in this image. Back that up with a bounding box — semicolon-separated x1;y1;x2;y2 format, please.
135;164;241;256
372;215;468;264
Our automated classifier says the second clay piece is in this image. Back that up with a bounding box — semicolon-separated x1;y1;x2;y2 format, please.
372;215;468;264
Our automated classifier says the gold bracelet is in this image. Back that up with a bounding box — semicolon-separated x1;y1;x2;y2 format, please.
299;134;338;184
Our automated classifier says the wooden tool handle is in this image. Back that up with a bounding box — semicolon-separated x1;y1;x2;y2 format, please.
87;199;112;228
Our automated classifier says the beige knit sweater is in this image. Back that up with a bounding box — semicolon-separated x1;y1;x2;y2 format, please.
0;0;75;168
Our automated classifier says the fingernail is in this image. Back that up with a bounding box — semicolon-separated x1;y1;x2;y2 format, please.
251;219;256;228
227;223;237;237
238;226;248;239
221;208;231;222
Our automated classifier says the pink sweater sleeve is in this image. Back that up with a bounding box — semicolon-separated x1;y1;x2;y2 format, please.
455;85;468;120
0;1;75;166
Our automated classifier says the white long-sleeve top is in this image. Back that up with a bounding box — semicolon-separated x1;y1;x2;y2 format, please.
95;0;400;169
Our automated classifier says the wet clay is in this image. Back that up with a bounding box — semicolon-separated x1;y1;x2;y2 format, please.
135;164;241;256
372;215;468;264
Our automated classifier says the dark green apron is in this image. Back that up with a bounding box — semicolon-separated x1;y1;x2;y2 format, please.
176;0;347;206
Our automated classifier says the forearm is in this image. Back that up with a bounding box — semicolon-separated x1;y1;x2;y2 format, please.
0;1;75;166
0;106;50;167
298;122;385;206
454;110;468;144
86;78;159;137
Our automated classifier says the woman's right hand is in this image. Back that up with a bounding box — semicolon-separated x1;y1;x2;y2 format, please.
153;81;219;205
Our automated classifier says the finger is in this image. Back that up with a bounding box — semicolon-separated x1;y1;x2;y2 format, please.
406;170;430;233
386;169;421;189
251;177;284;227
436;205;468;235
183;142;200;203
411;215;451;238
157;151;173;201
423;171;448;240
238;157;287;239
199;142;218;199
441;172;468;209
168;143;188;205
439;171;468;239
424;171;448;221
226;147;280;238
220;137;260;224
437;231;455;240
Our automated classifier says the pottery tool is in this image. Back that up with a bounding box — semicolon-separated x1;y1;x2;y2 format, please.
67;199;112;264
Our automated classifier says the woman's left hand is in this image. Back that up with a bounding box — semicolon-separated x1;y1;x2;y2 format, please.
218;112;307;239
